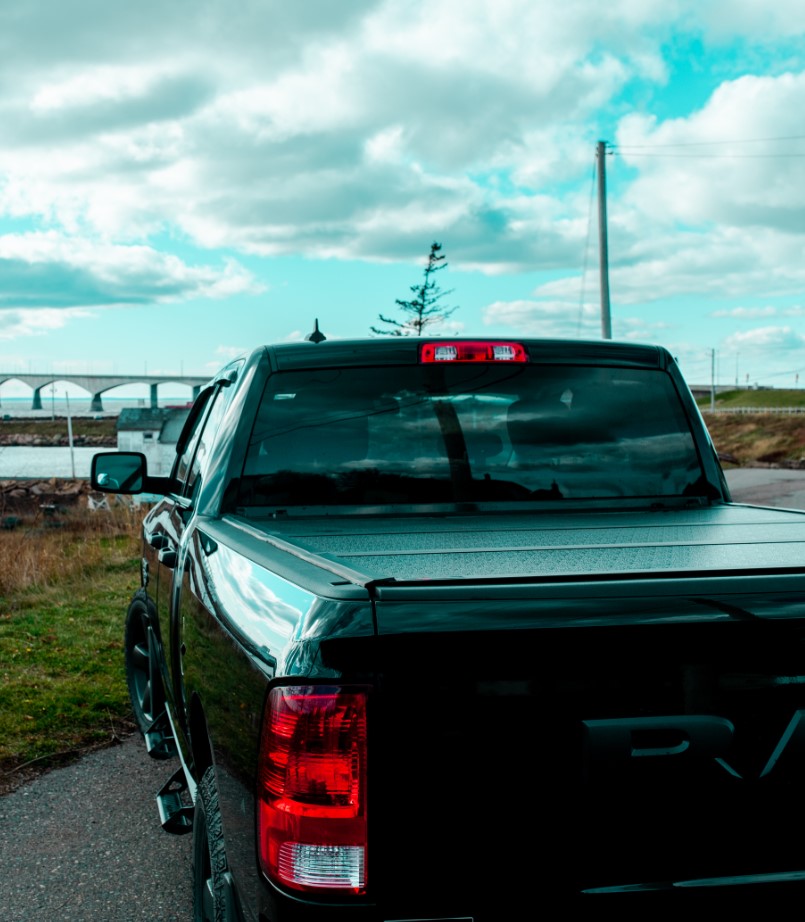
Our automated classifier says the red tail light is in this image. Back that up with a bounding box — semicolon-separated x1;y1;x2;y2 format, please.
258;685;369;895
420;341;528;363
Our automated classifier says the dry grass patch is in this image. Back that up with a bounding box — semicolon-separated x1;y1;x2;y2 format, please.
703;414;805;466
0;501;141;595
0;498;143;794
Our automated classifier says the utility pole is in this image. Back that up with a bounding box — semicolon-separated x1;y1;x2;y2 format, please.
66;392;76;478
597;140;612;340
710;349;716;411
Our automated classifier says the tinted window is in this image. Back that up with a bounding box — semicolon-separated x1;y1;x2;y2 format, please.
237;363;704;508
185;388;228;498
174;388;214;487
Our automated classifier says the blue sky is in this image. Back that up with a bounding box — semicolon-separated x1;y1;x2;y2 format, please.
1;0;805;403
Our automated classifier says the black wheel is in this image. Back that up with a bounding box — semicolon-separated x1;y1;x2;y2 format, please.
124;592;165;734
193;766;233;922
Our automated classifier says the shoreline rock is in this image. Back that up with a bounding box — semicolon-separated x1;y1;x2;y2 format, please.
0;478;93;517
0;434;116;447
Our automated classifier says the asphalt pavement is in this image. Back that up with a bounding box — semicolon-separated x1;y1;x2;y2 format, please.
2;465;804;922
0;735;192;921
724;466;805;511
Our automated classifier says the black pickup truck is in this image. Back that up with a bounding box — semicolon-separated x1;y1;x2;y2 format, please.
92;335;805;920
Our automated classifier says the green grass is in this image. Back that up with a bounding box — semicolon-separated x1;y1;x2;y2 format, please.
0;514;140;792
696;388;805;409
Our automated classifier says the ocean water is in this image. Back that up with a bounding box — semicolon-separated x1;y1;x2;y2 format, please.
0;446;102;479
0;395;192;417
0;396;190;478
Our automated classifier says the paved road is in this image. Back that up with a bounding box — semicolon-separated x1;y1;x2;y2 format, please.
725;466;805;511
0;736;192;921
1;465;803;921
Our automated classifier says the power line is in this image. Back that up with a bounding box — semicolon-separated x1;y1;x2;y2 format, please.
761;365;805;380
614;133;805;149
613;150;805;160
612;133;805;160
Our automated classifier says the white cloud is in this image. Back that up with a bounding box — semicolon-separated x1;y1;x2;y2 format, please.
580;222;805;307
722;325;805;351
483;297;600;337
0;0;723;268
0;0;802;366
694;0;805;39
364;125;408;165
214;345;247;360
711;306;777;318
617;72;805;231
0;307;92;340
0;232;264;309
31;66;162;113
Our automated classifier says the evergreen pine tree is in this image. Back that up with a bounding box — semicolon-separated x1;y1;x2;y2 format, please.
372;242;456;336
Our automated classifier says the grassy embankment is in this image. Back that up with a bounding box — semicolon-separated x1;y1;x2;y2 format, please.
1;397;804;794
0;415;126;792
696;389;805;466
0;488;141;795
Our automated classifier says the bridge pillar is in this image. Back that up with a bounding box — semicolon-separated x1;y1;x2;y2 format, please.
32;387;43;411
192;385;201;400
150;384;159;409
90;392;104;412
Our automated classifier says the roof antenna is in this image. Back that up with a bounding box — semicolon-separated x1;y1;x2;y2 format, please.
305;319;326;343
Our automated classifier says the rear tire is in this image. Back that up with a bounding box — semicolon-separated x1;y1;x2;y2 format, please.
124;592;165;734
193;766;231;922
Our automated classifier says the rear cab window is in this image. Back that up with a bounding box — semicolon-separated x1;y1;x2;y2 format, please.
235;360;706;514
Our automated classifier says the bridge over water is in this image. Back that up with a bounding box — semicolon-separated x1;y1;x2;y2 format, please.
0;372;209;412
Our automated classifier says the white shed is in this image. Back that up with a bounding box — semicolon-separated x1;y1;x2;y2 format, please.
116;407;191;476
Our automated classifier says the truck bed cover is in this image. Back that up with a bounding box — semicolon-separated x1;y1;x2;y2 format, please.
250;503;805;582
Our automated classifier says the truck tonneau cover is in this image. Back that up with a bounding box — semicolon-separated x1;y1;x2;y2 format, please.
258;503;805;582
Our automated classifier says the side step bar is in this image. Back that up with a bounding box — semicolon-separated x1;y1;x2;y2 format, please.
156;767;194;835
144;712;178;759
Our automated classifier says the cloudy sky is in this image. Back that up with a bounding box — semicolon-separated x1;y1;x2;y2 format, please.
1;0;804;403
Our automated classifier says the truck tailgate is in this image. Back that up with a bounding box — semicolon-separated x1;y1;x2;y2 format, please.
368;604;805;910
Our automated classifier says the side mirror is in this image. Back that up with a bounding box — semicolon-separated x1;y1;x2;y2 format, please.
91;452;177;496
92;452;146;493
